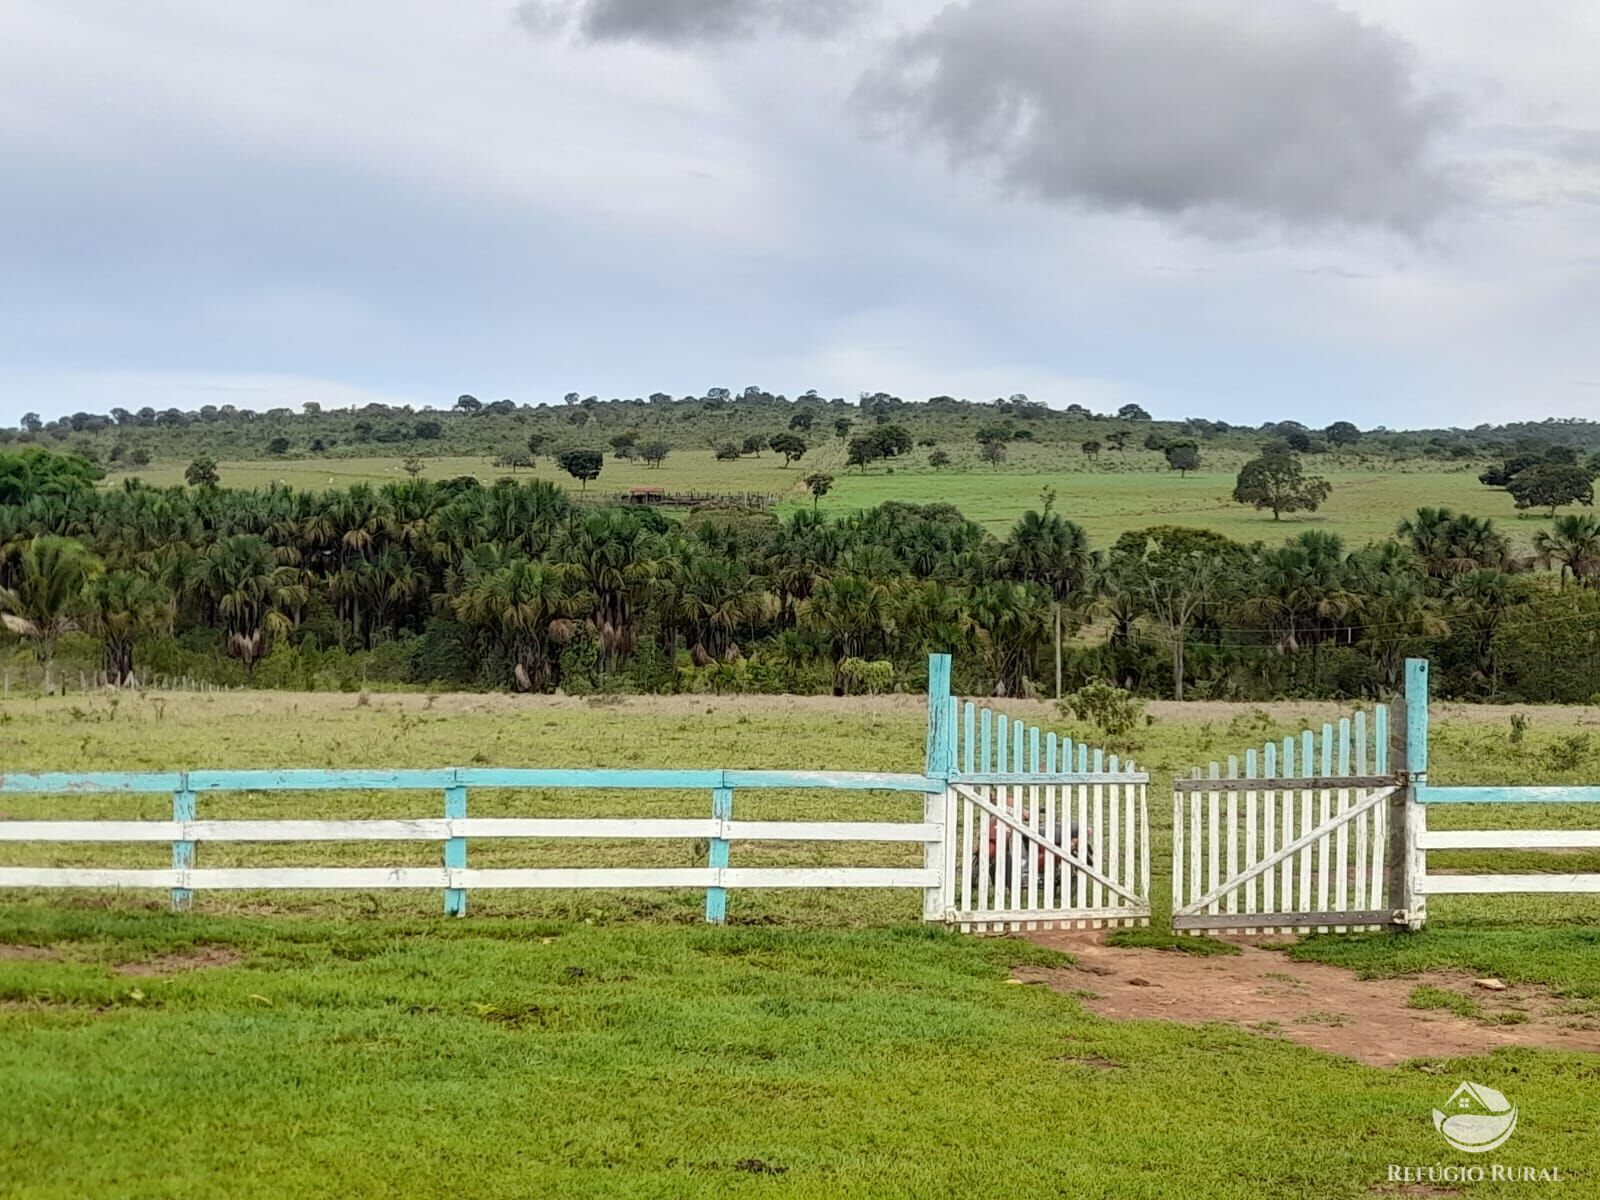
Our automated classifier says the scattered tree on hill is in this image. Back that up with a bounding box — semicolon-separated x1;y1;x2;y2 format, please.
929;449;951;470
1325;420;1361;447
267;437;291;456
1232;449;1332;520
414;420;442;441
975;424;1012;449
494;451;534;472
1106;430;1130;453
130;447;151;467
979;441;1007;468
1117;403;1152;421
768;433;808;467
741;434;766;458
610;432;638;459
846;436;882;473
714;443;742;462
1081;440;1101;461
803;472;834;510
454;395;481;414
556;448;603;492
639;440;670;468
1164;438;1200;477
403;456;424;479
833;418;852;439
184;456;220;488
1284;429;1313;452
1509;463;1595;516
527;432;552;461
788;412;814;432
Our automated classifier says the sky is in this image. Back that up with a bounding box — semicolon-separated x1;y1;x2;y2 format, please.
3;0;1599;428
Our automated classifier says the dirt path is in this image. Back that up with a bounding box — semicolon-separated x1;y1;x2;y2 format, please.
1018;932;1600;1066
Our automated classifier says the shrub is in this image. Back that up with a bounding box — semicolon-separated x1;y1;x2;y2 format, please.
1057;681;1145;738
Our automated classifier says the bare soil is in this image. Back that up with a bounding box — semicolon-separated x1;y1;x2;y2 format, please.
1018;932;1600;1066
112;945;242;976
0;942;241;975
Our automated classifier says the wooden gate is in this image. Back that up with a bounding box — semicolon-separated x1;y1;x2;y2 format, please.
1171;704;1403;934
938;699;1150;932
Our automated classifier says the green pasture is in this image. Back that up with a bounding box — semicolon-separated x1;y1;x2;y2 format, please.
3;692;1599;1196
111;447;1540;549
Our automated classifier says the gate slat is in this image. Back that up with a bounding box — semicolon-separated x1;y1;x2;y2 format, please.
1318;724;1333;920
1244;749;1258;934
1371;704;1388;911
1336;718;1351;933
1207;761;1220;917
1225;755;1239;918
1029;726;1042;929
1262;743;1276;918
1043;734;1056;925
1077;744;1090;918
1299;730;1314;931
1093;748;1106;922
1354;711;1369;931
1123;764;1135;928
1107;754;1121;929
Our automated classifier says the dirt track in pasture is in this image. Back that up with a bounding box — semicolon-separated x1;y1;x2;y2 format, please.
1018;933;1600;1066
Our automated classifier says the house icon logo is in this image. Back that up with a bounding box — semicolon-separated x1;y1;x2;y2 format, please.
1433;1082;1518;1153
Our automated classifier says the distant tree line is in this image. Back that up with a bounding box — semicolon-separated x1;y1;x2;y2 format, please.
5;446;1600;702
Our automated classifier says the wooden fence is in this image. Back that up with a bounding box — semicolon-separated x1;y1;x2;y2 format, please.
0;655;1152;926
0;768;947;922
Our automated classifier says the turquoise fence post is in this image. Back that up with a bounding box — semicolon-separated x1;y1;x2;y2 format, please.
706;786;733;924
1401;658;1430;930
924;654;954;921
444;782;467;917
171;771;194;913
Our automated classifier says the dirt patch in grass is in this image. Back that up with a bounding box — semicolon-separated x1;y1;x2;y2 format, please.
1017;932;1600;1066
112;945;242;976
0;944;62;963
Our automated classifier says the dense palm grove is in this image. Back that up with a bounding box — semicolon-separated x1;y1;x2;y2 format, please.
5;445;1600;702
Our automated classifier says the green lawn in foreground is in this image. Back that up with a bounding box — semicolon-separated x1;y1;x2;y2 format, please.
3;692;1599;1196
111;448;1544;548
2;910;1595;1200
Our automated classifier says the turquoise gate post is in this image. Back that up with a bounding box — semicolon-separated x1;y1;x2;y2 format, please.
444;782;467;917
924;654;954;921
705;786;733;923
171;772;194;912
1401;658;1430;930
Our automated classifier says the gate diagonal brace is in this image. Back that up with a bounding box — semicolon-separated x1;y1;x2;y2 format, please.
952;784;1141;905
1173;785;1396;917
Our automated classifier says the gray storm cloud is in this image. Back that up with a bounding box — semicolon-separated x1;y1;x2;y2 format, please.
857;0;1459;232
518;0;866;43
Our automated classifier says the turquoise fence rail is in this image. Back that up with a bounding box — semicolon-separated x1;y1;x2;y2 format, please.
1399;658;1600;921
0;767;946;922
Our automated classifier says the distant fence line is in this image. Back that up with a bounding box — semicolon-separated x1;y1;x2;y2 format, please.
578;489;783;509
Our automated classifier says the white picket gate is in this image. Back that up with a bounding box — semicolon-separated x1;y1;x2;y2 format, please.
1171;705;1404;934
941;700;1150;932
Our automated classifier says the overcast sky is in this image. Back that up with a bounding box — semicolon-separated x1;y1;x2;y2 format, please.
3;0;1599;427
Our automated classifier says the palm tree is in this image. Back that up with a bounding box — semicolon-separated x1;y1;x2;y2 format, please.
1397;508;1508;579
800;574;897;690
0;536;101;692
998;510;1092;697
450;558;576;691
197;535;306;675
86;569;170;686
1534;514;1600;588
558;509;661;672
